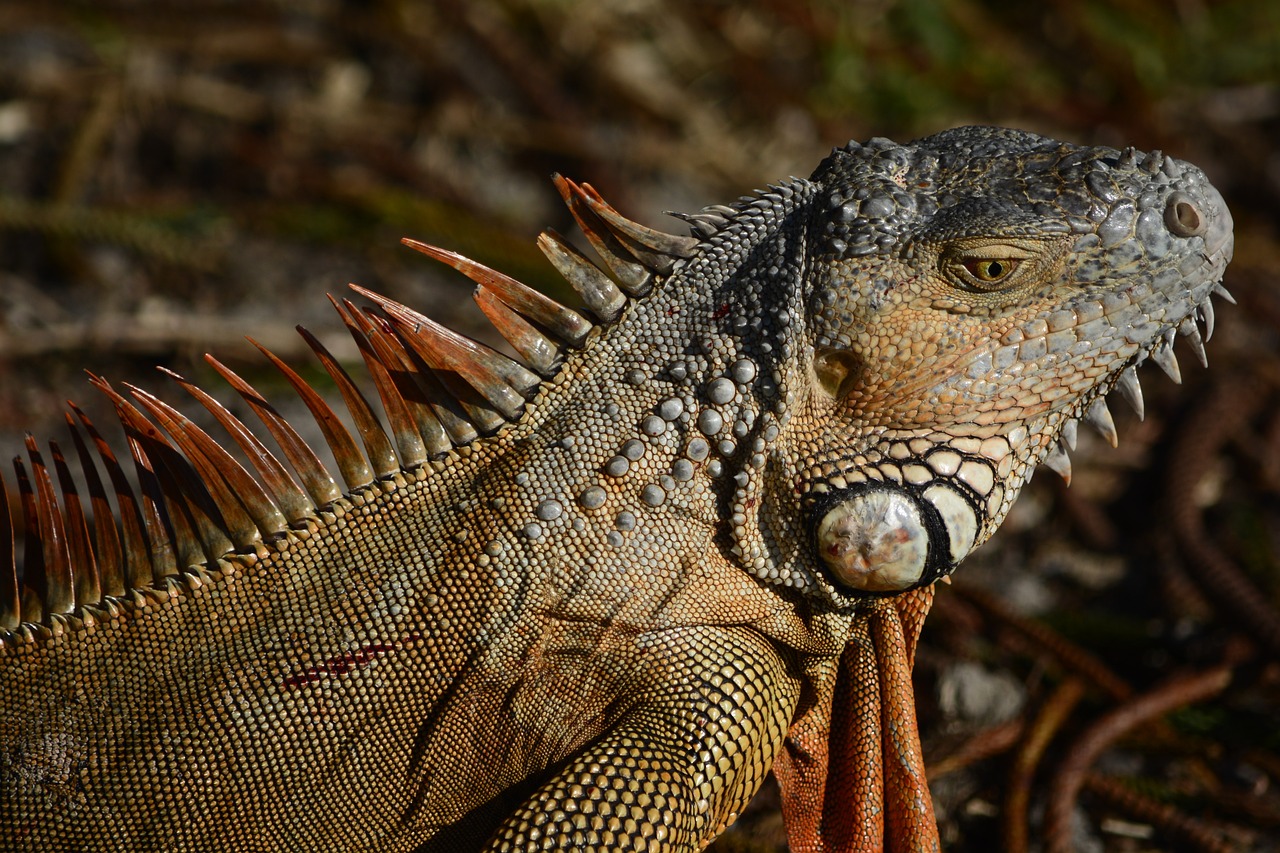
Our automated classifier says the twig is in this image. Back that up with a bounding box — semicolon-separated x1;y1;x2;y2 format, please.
952;583;1132;702
1083;772;1240;853
1167;379;1280;657
1043;665;1234;853
1002;678;1086;853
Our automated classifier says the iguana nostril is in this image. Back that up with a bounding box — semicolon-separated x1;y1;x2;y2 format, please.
1165;192;1206;238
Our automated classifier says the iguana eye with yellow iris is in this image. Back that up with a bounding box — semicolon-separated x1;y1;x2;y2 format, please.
961;258;1018;283
940;241;1045;293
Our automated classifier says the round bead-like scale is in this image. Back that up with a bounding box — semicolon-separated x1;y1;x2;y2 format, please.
698;409;724;436
578;486;607;509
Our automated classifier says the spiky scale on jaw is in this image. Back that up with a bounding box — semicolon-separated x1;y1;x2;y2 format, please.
0;126;1232;852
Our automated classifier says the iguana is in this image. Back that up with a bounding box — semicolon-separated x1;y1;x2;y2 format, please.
0;126;1233;852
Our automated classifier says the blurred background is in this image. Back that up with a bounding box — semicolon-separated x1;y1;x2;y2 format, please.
0;1;1277;850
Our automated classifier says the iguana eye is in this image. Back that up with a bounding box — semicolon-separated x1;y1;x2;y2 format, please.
961;258;1019;283
939;239;1050;294
941;248;1034;294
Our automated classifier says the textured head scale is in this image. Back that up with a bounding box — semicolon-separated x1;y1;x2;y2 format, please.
792;126;1233;600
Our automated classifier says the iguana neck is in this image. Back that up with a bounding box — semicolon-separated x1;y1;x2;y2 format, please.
490;179;828;612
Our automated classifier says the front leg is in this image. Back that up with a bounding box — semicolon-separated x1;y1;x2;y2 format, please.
482;625;801;852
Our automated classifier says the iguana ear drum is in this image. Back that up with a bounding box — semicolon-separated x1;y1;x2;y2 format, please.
810;480;978;594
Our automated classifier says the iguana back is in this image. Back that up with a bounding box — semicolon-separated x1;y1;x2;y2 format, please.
1;126;1233;852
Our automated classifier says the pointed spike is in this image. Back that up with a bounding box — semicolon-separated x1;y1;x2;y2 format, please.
128;386;277;548
669;209;731;237
471;286;561;378
364;313;482;446
553;175;652;294
296;325;399;480
204;355;343;507
1151;340;1183;384
12;458;44;623
1212;282;1236;304
388;298;541;397
769;179;801;199
346;310;453;457
410;363;508;434
537;229;626;323
138;440;239;564
89;376;204;574
65;412;125;597
69;402;156;589
121;431;184;580
148;457;222;568
25;436;74;615
1061;418;1078;452
1200;298;1215;342
1084;398;1119;448
352;287;554;403
375;303;530;422
331;296;428;469
247;338;374;492
0;467;19;630
49;440;101;609
1179;319;1208;368
161;369;314;524
17;578;40;625
1116;366;1145;421
127;426;230;568
392;246;593;347
1041;442;1073;485
389;319;527;421
87;378;189;577
575;181;698;264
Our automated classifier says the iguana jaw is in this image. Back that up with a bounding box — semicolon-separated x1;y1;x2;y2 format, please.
805;274;1231;599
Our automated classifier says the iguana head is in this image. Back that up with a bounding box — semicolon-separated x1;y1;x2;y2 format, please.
794;126;1233;598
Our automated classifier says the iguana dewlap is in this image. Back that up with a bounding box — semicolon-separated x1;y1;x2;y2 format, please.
0;126;1233;852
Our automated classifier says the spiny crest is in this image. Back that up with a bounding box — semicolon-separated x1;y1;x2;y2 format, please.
0;177;698;641
668;180;809;241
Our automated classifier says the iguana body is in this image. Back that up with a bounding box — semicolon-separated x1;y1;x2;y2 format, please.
0;127;1233;851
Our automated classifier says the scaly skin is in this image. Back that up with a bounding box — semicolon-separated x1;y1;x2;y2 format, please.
0;126;1233;851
